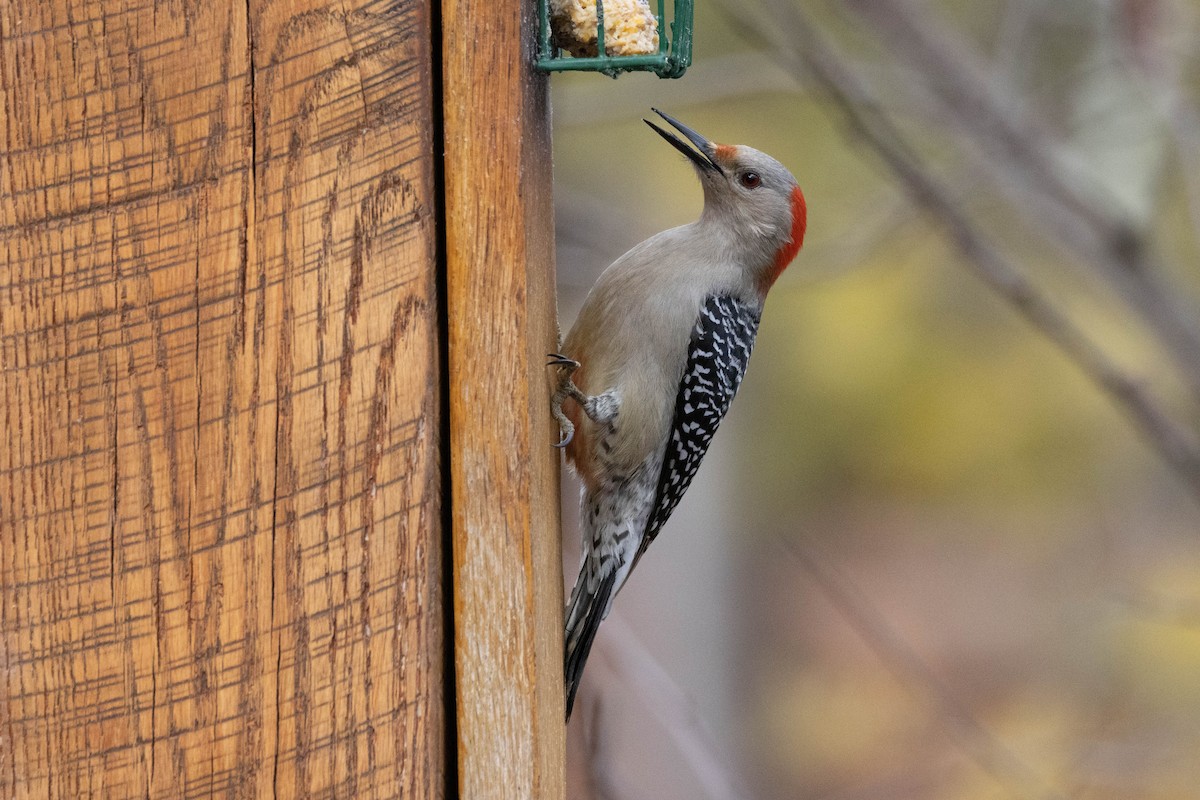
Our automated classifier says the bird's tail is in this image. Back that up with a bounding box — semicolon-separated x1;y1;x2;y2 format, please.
564;567;617;719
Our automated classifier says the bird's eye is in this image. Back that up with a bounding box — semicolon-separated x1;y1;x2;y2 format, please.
739;171;762;189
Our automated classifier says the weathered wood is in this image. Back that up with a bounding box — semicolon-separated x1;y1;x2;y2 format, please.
442;0;566;795
0;1;444;797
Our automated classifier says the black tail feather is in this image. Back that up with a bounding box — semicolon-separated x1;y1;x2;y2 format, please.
564;569;617;720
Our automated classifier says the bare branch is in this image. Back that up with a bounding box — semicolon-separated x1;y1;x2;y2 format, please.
830;0;1200;399
732;0;1200;502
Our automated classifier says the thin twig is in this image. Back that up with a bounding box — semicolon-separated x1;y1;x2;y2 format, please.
777;534;1072;800
733;0;1200;502
831;0;1200;399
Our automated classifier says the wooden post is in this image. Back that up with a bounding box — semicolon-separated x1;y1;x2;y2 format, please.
442;0;566;796
0;1;446;797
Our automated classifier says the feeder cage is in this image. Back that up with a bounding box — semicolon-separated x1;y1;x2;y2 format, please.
537;0;694;79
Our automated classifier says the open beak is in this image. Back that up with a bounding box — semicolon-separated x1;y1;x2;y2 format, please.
644;108;724;175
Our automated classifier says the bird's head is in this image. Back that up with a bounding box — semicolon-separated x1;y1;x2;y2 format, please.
646;108;807;293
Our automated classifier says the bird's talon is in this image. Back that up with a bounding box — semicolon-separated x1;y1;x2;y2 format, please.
547;353;580;369
553;429;574;449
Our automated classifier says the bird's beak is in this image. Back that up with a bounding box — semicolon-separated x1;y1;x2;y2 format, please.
644;108;724;175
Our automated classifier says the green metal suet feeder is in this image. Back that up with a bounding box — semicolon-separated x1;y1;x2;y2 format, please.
537;0;694;79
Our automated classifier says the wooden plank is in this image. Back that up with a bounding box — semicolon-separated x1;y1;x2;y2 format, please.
0;1;445;797
441;0;566;795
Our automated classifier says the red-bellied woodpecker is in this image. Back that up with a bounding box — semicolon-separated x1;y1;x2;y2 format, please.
550;109;807;718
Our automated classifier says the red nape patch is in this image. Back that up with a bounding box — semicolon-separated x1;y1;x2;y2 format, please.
760;185;807;293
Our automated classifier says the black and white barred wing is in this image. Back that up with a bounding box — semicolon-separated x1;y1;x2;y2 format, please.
637;294;761;559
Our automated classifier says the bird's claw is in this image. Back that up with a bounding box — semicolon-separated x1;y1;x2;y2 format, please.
553;426;575;449
551;400;576;449
547;353;581;370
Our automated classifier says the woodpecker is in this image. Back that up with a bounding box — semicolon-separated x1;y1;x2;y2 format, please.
550;109;807;718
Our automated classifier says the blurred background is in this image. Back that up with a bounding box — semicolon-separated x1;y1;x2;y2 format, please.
551;1;1200;798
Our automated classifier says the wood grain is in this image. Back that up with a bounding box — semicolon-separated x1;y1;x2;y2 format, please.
0;1;444;797
442;0;566;795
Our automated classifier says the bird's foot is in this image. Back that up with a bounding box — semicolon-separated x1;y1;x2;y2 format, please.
548;354;583;448
547;353;580;371
547;354;618;447
550;399;575;449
